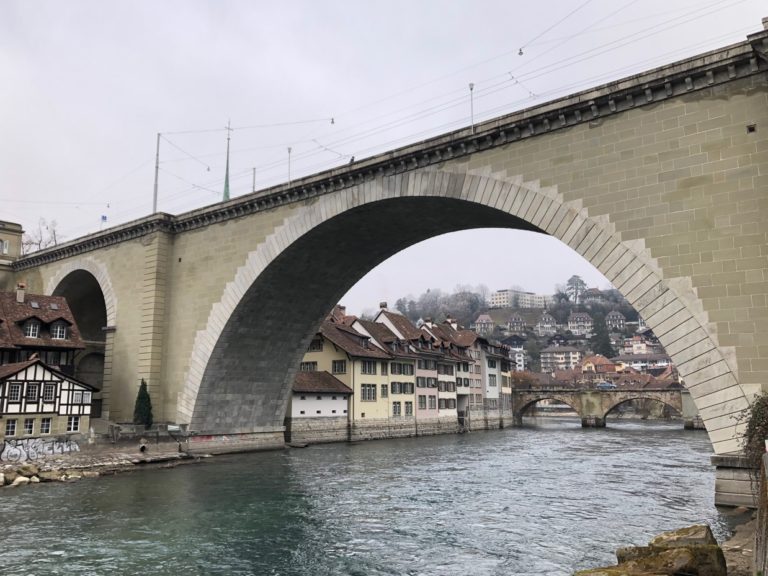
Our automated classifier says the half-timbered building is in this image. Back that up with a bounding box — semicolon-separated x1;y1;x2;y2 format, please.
0;358;95;441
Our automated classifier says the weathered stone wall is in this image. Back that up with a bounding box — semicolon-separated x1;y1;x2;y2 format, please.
285;417;350;445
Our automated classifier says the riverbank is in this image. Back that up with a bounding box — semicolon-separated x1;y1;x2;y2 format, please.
0;443;206;485
722;510;756;576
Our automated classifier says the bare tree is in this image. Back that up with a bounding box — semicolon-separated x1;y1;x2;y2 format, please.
21;218;60;254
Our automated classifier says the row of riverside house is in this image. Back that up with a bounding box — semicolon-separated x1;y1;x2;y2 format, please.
285;303;515;444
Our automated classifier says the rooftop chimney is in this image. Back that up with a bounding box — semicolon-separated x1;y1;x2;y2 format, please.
15;282;26;303
763;16;768;30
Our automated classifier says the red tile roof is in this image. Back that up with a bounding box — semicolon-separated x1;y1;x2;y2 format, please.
378;310;423;340
293;371;353;394
0;292;85;351
319;321;391;359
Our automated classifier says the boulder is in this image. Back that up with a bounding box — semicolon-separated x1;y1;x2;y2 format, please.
38;470;65;482
576;524;726;576
3;470;18;484
10;475;30;487
29;476;40;483
17;463;39;477
648;523;718;548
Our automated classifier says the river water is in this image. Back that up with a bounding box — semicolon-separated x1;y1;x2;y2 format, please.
1;418;735;576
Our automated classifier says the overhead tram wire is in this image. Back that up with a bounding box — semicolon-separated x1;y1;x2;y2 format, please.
517;0;596;56
215;0;747;185
72;4;757;237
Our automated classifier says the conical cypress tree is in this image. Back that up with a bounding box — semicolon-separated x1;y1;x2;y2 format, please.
133;379;154;429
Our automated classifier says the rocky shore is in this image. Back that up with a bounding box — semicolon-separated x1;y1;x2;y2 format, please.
1;443;204;486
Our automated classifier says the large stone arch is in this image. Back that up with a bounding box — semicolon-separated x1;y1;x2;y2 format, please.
179;167;749;454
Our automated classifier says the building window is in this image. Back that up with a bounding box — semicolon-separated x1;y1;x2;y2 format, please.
24;320;40;338
380;384;388;398
299;362;317;372
5;419;17;436
83;391;92;404
489;374;497;387
361;384;376;402
487;359;497;369
405;401;413;416
381;362;388;376
51;322;68;340
24;418;34;435
8;383;21;402
73;391;83;404
43;383;56;402
308;339;323;352
392;401;401;416
40;418;51;434
428;396;436;410
361;360;377;375
416;377;426;388
26;383;39;402
332;360;347;374
67;416;80;432
418;395;426;410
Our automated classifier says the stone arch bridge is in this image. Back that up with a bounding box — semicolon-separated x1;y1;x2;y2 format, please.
4;24;767;459
512;388;699;429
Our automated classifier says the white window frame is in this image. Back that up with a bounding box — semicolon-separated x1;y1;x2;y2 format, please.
23;418;34;435
40;417;52;435
43;383;56;402
51;322;68;339
24;320;40;338
67;416;80;432
5;419;17;436
8;383;21;402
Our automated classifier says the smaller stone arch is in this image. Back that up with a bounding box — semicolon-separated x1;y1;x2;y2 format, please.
513;393;583;425
601;392;683;422
45;256;117;326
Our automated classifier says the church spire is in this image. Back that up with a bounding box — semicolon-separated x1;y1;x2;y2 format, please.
223;120;232;202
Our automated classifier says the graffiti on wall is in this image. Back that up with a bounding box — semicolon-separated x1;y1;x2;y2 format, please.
0;437;80;463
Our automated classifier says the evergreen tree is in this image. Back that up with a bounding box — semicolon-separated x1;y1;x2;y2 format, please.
590;315;616;358
133;379;154;429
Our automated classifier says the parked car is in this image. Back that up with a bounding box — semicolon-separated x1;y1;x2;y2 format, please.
596;381;617;390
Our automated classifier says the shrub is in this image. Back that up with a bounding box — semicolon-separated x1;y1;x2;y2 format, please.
133;379;154;430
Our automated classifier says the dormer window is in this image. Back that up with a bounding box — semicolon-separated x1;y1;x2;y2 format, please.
51;321;68;340
24;320;40;338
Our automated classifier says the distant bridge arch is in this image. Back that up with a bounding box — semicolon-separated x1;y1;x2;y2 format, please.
512;388;695;429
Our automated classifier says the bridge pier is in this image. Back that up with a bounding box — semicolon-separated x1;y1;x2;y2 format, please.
711;454;756;508
581;416;605;428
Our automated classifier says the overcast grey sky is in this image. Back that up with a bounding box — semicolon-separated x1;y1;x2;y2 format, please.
2;1;765;315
